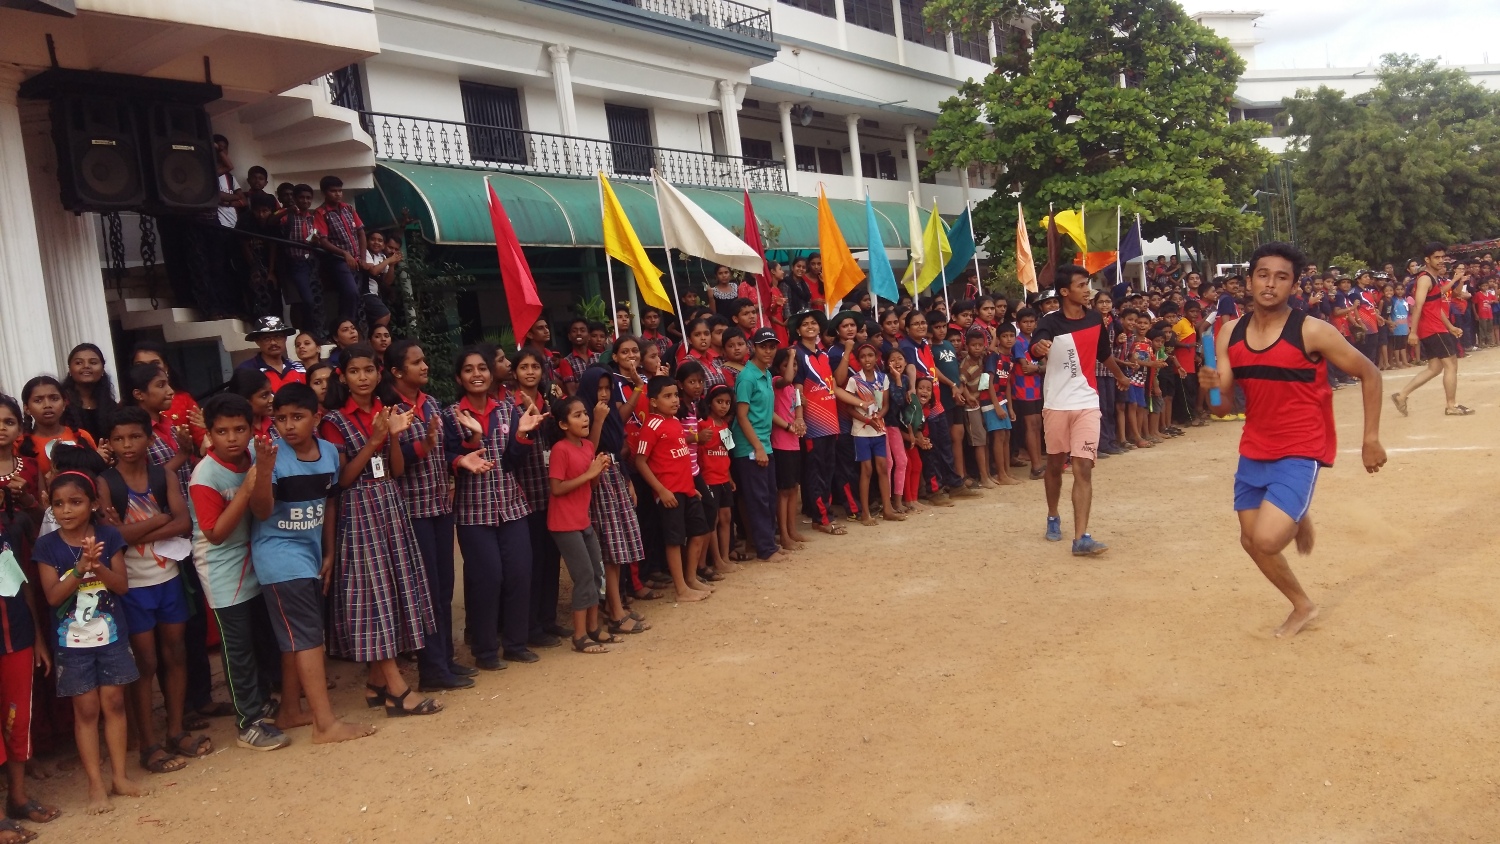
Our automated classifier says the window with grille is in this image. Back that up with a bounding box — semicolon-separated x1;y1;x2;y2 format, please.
816;148;844;175
899;0;947;50
742;138;775;167
953;24;991;62
779;0;835;17
794;144;818;172
605;104;654;176
460;81;525;164
861;151;898;180
916;160;937;184
845;0;894;34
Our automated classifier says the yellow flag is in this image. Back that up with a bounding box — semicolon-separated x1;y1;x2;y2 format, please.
817;185;865;310
910;202;953;294
599;173;672;313
1043;208;1087;254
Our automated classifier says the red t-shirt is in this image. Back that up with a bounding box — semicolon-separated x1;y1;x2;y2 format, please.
698;418;731;486
546;437;596;532
635;413;695;496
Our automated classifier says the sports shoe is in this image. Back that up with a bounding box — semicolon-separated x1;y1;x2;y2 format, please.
950;485;981;499
1071;535;1109;556
237;719;290;752
1045;516;1063;542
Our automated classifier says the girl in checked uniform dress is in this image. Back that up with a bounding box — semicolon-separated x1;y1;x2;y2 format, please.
320;344;441;717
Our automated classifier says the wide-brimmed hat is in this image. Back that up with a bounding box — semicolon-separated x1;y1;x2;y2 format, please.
789;309;826;333
245;316;296;340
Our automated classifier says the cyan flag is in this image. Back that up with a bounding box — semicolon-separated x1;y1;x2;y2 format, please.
866;196;898;304
940;207;978;284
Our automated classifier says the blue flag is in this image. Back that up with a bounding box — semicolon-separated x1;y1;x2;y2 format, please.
1119;216;1144;264
940;207;978;286
866;196;898;304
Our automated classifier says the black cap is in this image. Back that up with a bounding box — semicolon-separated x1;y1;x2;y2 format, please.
750;327;779;346
245;316;296;340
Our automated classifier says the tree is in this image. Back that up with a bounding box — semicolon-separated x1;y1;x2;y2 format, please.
923;0;1271;271
1282;54;1500;265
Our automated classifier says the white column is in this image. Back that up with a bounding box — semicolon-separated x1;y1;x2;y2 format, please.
777;101;799;193
987;23;999;61
903;123;921;204
19;100;114;386
845;113;863;199
0;66;61;393
891;0;907;66
946;31;958;78
959;166;972;203
717;79;743;159
832;0;848;50
548;44;578;137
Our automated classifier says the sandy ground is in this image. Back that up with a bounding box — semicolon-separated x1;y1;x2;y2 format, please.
24;350;1500;843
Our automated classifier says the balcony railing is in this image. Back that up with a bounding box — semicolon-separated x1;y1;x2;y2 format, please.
611;0;773;41
363;112;788;192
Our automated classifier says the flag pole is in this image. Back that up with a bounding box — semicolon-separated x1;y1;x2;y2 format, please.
1115;205;1122;294
1136;213;1145;292
867;186;881;329
649;170;690;344
598;173;621;339
968;200;984;297
934;198;950;318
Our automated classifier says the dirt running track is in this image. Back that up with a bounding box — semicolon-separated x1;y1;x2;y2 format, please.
32;352;1500;843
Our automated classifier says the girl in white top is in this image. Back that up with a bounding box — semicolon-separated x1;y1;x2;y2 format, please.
847;343;901;525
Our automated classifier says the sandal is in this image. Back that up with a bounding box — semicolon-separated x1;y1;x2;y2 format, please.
632;587;663;601
1391;393;1408;417
572;636;609;654
609;616;651;634
365;683;388;709
1028;468;1045;480
0;819;36;844
816;522;848;536
1445;405;1474;415
588;627;622;644
700;569;724;583
138;743;187;774
384;687;442;717
6;800;58;824
728;548;756;562
168;731;213;758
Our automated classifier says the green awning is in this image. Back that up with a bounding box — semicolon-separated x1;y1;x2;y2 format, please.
359;162;931;250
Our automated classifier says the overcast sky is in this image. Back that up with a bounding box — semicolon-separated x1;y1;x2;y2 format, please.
1174;0;1496;70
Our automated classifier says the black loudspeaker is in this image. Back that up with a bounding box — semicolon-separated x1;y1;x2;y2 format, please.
141;101;218;212
50;95;146;212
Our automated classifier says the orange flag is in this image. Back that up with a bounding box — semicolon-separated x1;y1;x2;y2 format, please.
817;184;865;312
1016;201;1038;294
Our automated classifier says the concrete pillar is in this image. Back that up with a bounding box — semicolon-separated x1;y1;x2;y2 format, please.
960;166;972;204
946;31;958;78
717;79;743;159
548;44;578;137
891;0;906;66
777;101;799;193
845;113;863;199
0;65;62;393
903;123;921;204
832;0;848;50
988;23;999;61
19;100;114;387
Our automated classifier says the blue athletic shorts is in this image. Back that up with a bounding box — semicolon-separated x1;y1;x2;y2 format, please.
1232;455;1320;521
1127;385;1146;407
981;407;1011;431
119;577;191;634
853;434;887;462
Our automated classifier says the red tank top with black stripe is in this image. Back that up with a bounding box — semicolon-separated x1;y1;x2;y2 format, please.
1227;309;1337;467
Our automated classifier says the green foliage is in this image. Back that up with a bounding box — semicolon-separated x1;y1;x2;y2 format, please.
924;0;1272;271
1283;54;1500;265
575;294;609;324
388;232;466;403
1325;254;1368;274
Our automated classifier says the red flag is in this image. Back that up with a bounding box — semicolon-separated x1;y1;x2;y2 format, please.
741;190;775;328
487;178;543;347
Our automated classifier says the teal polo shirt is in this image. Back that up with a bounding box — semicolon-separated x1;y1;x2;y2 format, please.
731;360;774;458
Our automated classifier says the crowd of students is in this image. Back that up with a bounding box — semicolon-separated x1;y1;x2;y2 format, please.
0;233;1482;837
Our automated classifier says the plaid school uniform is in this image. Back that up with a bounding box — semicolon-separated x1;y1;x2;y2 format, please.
589;460;644;565
393;392;452;519
510;395;550;508
558;351;600;390
313;202;362;254
442;398;532;526
321;404;434;662
146;421;192;506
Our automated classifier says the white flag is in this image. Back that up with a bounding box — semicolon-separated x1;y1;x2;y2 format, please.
652;171;762;274
907;190;925;270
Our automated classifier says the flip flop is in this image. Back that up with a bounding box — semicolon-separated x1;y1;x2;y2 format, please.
5;800;58;824
138;743;187;774
1445;405;1475;415
0;819;36;844
168;731;213;759
1390;393;1408;417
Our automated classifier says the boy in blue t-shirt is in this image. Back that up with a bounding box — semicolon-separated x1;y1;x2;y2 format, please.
34;471;142;813
250;383;373;744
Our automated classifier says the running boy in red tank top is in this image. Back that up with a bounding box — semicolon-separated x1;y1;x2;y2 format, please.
1198;242;1387;638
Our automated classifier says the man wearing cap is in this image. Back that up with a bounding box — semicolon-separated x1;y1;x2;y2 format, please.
236;316;307;392
731;328;790;561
